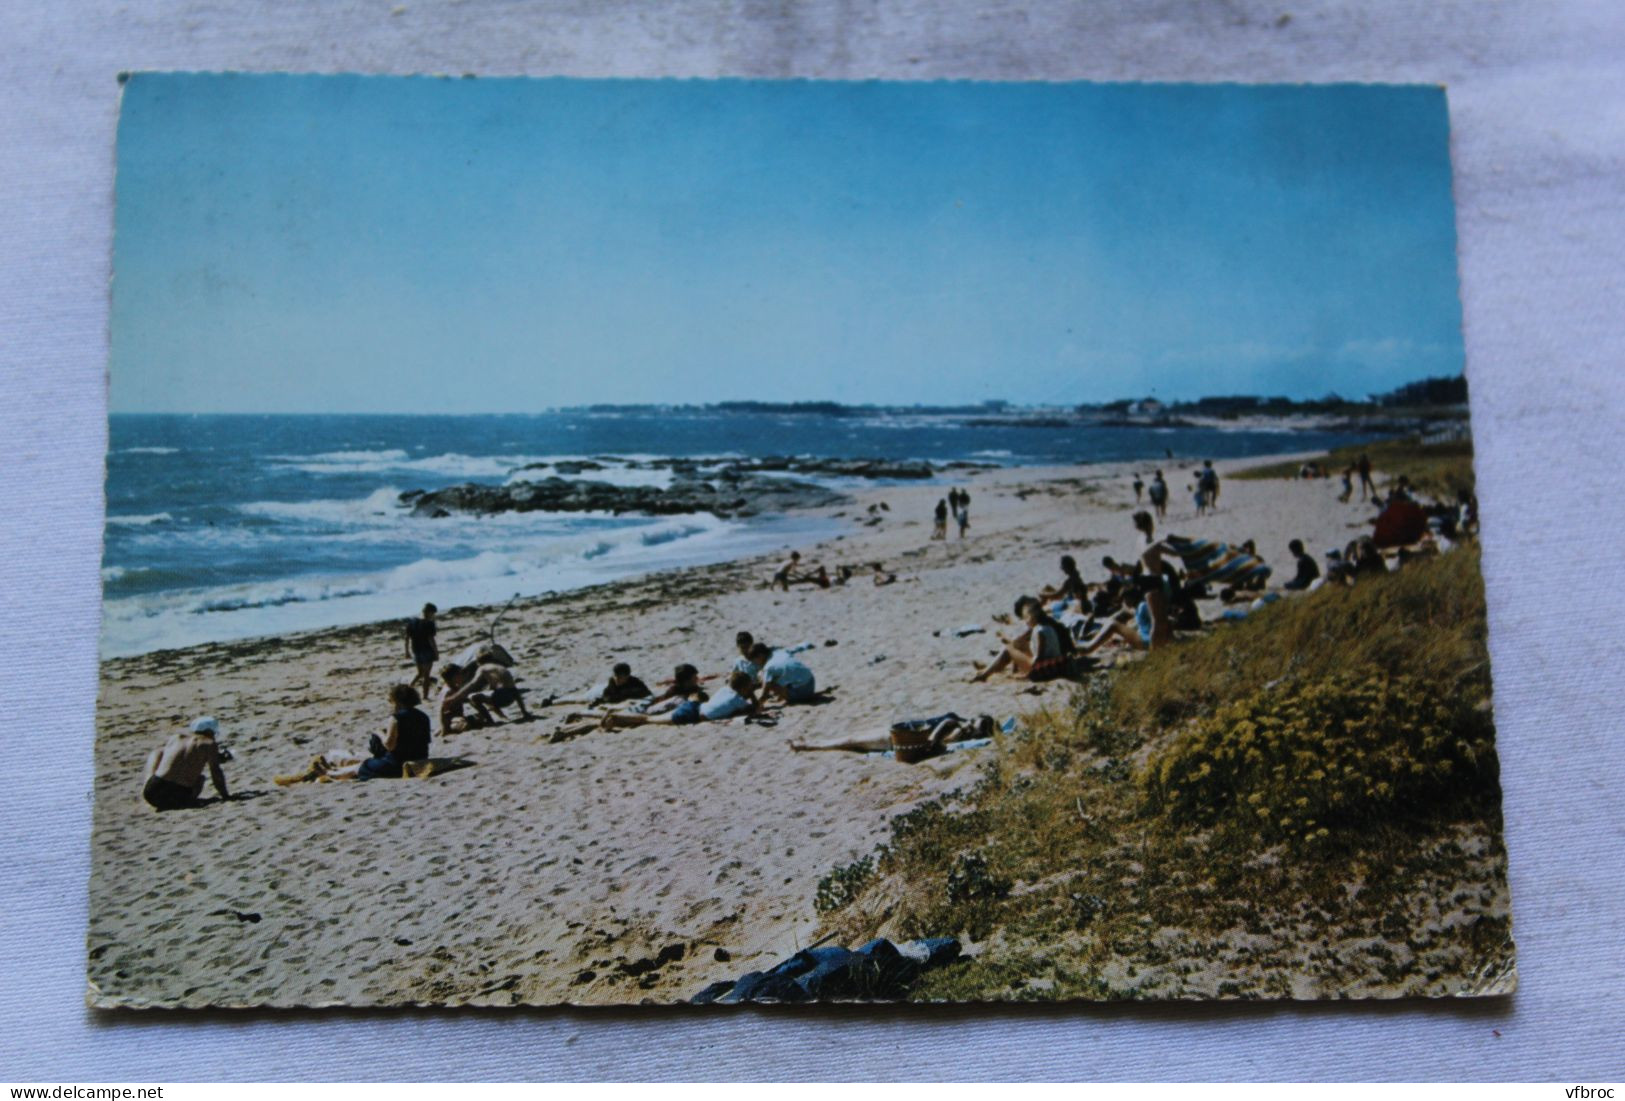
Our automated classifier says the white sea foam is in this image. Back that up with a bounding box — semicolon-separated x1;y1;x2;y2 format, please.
117;446;180;456
99;510;824;658
106;512;173;527
238;487;408;523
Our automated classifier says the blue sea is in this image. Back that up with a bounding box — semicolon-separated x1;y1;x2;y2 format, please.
102;411;1378;657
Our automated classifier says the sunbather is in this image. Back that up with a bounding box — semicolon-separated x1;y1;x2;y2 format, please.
356;684;432;780
542;662;653;708
1079;589;1152;655
970;596;1072;682
789;714;996;756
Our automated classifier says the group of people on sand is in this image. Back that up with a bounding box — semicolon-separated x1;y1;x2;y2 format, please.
1131;463;1217;518
966;460;1479;689
931;488;971;540
772;550;897;589
1132;469;1171;520
542;631;821;741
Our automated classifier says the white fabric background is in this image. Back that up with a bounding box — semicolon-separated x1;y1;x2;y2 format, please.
3;0;1622;1081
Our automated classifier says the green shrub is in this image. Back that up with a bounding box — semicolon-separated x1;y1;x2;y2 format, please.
814;855;876;913
1143;671;1495;844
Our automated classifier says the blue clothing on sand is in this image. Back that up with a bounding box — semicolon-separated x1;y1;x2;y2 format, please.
701;688;753;721
763;650;816;702
670;699;703;725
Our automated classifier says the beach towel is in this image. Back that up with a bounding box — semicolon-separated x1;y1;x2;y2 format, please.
1165;535;1273;587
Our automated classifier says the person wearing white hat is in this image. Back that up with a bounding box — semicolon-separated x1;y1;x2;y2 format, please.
140;716;231;811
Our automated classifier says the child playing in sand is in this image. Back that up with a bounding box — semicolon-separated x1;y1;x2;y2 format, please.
356;684;432;780
403;603;438;700
141;716;231;811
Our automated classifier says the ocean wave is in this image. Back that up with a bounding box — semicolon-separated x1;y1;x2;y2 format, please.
106;512;173;526
971;449;1014;458
117;446;180;456
238;487;407;523
98;509;762;658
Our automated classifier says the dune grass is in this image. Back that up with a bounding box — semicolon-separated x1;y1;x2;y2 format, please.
816;547;1512;1001
1231;435;1476;501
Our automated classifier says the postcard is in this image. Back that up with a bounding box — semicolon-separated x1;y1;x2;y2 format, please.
91;74;1511;1007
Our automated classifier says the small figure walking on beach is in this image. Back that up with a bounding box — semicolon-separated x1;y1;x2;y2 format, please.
1339;467;1354;503
932;498;948;540
1148;470;1169;521
1357;453;1376;501
404;602;439;699
954;488;971;539
1199;460;1220;509
1132;473;1144;503
141;716;230;811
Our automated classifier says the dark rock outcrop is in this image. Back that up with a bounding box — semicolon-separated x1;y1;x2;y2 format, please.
401;473;846;520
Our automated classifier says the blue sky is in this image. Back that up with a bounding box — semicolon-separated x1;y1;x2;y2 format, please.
112;75;1465;412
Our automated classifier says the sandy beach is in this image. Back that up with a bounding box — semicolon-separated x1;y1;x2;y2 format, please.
90;450;1416;1008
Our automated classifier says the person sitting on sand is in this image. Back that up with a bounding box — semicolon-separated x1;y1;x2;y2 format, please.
749;642;818;704
403;602;439;700
1282;538;1321;591
141;717;230;811
1039;554;1089;604
970;596;1071;682
356;684;432;781
1079;589;1152;656
789;714;997;757
441;660;529;728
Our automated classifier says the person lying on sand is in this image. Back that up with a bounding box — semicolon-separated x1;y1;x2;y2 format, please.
541;662;653;709
871;561;898;586
970;597;1074;682
789;713;996;757
356;684;432;781
748;642;818;703
551;671;761;739
141;716;231;811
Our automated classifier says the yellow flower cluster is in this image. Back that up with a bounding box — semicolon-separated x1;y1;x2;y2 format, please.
1142;672;1491;844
